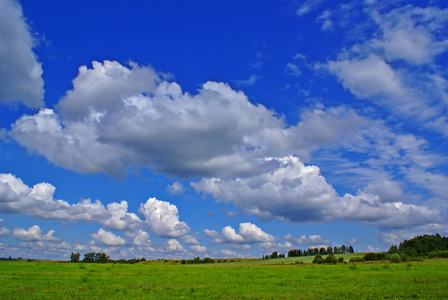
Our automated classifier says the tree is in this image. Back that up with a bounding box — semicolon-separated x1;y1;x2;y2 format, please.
340;245;346;254
348;245;354;253
312;254;324;264
83;252;95;263
388;245;398;254
324;254;337;264
390;253;401;263
70;252;81;262
334;246;339;254
326;246;333;254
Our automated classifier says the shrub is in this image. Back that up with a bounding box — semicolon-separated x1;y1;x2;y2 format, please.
338;257;344;263
390;253;401;263
324;254;337;264
398;252;409;261
349;257;365;263
363;252;388;261
312;254;324;264
428;250;448;258
181;259;186;265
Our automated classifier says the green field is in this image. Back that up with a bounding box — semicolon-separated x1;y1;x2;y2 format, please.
1;257;447;299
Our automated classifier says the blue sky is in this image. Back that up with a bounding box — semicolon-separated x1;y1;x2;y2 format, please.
1;0;447;260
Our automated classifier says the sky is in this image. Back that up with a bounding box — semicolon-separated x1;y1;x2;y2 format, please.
0;0;448;260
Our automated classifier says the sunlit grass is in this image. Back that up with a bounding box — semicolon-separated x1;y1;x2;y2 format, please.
1;258;447;299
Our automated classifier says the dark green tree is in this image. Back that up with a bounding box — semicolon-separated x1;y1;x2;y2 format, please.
70;252;81;262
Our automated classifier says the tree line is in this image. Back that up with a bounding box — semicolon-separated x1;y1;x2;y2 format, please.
70;252;146;264
262;245;354;260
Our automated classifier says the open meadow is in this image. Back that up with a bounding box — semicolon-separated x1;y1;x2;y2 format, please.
1;256;447;299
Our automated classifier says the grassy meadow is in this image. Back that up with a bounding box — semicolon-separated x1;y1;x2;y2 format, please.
1;255;447;299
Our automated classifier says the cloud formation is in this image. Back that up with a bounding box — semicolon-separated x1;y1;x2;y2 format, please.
0;0;44;107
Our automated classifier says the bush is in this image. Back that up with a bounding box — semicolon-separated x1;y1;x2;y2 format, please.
349;257;365;263
312;254;324;264
363;252;388;261
428;250;448;258
398;252;409;261
338;257;344;263
390;253;401;263
324;254;337;264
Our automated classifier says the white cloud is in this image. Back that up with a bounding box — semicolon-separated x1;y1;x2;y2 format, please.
217;249;237;258
0;227;10;236
284;63;301;77
164;239;187;253
182;235;200;245
90;228;126;246
0;0;44;107
317;10;333;31
234;74;258;87
0;173;143;230
190;245;207;253
11;225;58;242
371;6;448;64
284;234;330;246
102;201;142;231
204;229;220;238
209;223;275;244
192;156;338;222
139;197;190;238
126;229;151;247
167;181;185;195
297;0;324;16
327;55;407;99
194;156;441;230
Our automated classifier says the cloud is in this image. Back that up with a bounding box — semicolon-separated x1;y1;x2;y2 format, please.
194;156;441;230
11;225;58;242
284;234;330;246
0;0;44;107
317;10;333;31
234;74;258;87
90;228;126;246
138;197;190;238
10;61;292;178
190;245;207;253
127;229;151;247
0;173;142;230
297;0;325;16
327;55;407;99
0;227;10;236
164;239;187;253
371;5;448;64
193;156;338;222
284;63;302;77
208;222;275;244
181;235;200;245
167;181;185;195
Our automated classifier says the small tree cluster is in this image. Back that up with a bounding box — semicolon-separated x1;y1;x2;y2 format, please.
181;256;214;264
288;245;354;257
262;251;285;259
82;252;110;263
312;254;339;264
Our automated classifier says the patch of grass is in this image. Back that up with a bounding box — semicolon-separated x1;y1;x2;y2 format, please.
0;259;447;298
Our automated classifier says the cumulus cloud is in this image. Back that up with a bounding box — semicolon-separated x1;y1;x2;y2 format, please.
0;0;44;107
0;227;10;236
139;197;190;238
193;156;338;222
167;181;185;195
0;173;145;232
190;245;207;253
194;156;441;229
90;228;126;246
208;222;275;244
284;234;330;246
327;55;407;99
164;239;187;253
11;225;58;242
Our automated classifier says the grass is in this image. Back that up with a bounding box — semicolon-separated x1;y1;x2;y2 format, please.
0;258;447;299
